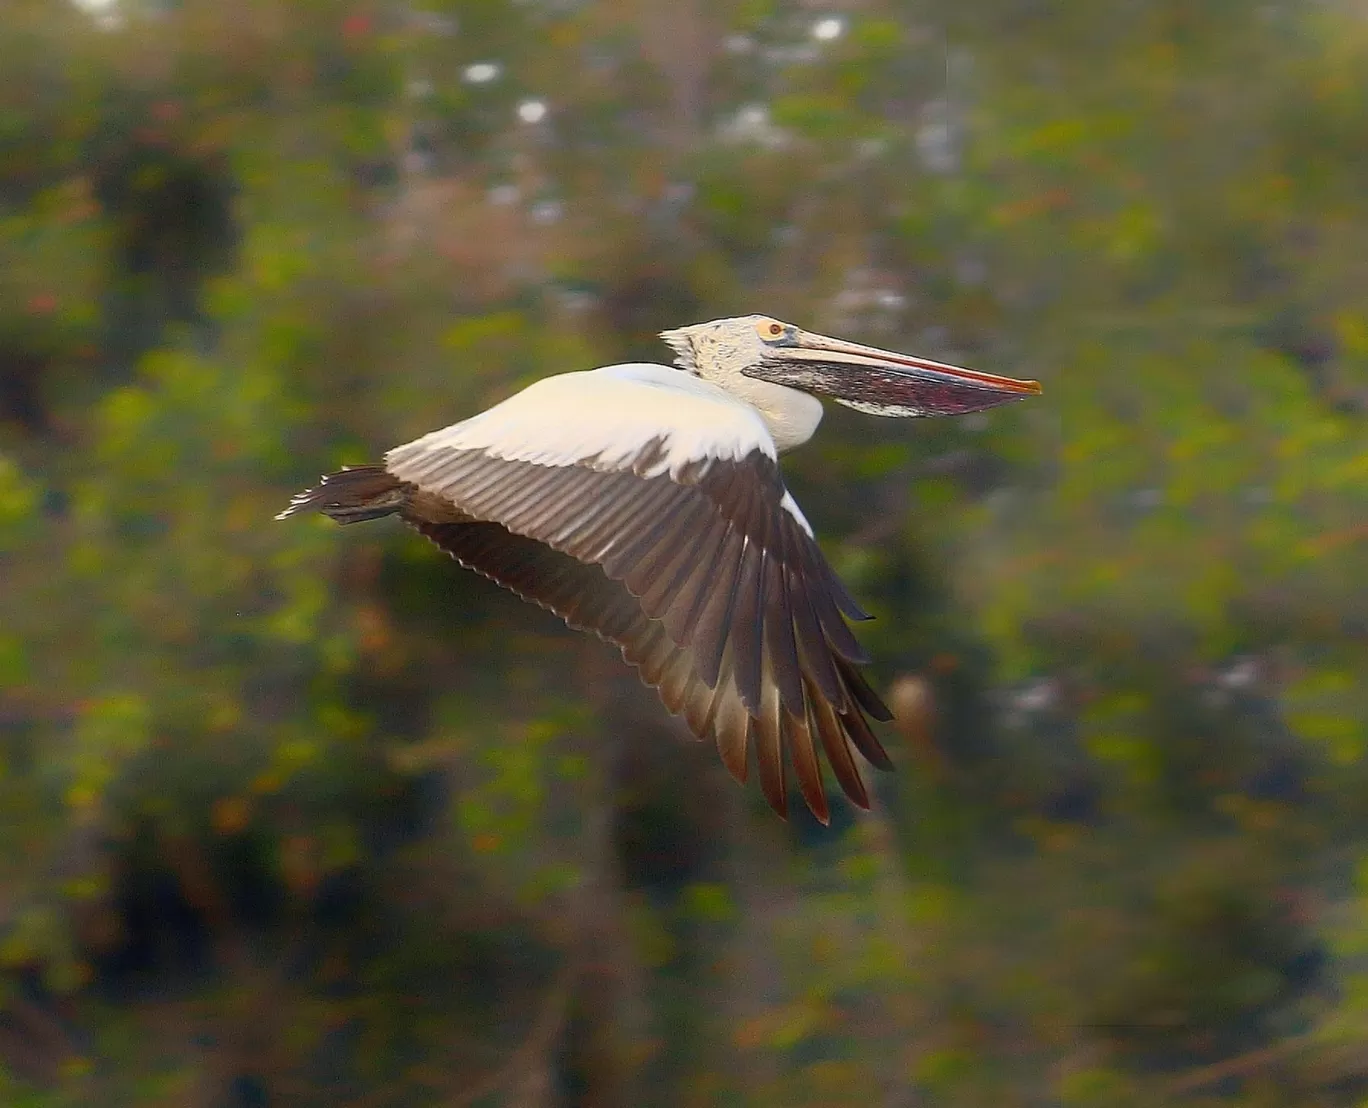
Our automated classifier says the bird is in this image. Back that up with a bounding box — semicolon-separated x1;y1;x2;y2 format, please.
278;315;1041;824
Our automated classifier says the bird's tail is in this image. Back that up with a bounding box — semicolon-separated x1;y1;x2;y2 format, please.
276;465;410;524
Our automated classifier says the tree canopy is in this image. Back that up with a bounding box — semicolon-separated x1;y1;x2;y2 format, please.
1;0;1367;1104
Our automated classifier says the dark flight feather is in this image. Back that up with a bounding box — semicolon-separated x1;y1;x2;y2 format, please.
279;443;893;824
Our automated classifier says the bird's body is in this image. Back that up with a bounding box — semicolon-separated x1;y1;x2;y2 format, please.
401;362;817;489
280;315;1041;823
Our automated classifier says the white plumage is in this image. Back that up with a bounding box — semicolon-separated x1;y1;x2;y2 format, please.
389;363;817;532
398;364;777;469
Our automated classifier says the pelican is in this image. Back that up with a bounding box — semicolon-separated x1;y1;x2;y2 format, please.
279;316;1041;823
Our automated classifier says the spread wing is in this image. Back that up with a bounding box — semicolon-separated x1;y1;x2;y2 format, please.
386;369;892;823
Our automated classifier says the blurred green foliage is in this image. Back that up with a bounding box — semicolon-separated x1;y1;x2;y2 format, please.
1;0;1367;1104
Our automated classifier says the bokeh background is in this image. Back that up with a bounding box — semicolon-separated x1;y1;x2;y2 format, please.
3;0;1368;1104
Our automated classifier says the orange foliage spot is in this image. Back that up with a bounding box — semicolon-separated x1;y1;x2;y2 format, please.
208;699;241;732
1303;521;1368;556
890;674;941;770
210;795;252;835
992;188;1072;226
251;770;284;794
281;835;320;896
61;201;99;225
355;604;392;653
929;653;959;674
66;783;99;811
342;11;372;40
472;832;501;854
25;293;57;315
733;1016;769;1050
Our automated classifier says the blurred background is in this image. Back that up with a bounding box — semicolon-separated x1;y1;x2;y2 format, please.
2;0;1368;1104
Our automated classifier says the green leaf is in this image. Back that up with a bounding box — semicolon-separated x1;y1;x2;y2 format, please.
683;882;736;923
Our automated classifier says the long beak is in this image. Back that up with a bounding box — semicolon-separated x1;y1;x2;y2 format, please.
742;329;1043;417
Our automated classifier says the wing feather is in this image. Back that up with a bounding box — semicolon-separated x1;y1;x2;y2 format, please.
660;510;732;644
786;703;828;824
713;669;751;785
764;515;804;712
386;373;890;823
754;682;787;818
809;683;869;809
791;574;846;709
600;494;687;581
689;525;744;691
728;536;766;713
576;480;677;561
835;655;895;724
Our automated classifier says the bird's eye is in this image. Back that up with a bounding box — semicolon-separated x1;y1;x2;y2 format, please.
758;320;785;340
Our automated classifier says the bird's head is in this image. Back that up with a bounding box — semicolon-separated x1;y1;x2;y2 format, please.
660;315;1042;417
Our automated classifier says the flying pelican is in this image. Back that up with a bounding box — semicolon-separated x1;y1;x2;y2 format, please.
279;316;1041;823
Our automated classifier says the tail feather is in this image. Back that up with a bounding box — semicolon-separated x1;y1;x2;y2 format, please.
276;465;410;524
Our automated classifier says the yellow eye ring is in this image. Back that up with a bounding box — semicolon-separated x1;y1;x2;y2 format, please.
759;320;784;338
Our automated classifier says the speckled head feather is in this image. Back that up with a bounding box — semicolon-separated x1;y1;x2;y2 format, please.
658;326;699;373
659;315;775;380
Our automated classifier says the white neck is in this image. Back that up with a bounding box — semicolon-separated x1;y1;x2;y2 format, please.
723;373;823;452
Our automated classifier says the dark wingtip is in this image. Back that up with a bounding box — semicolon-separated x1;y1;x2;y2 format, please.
760;778;788;820
835;656;894;723
274;479;326;520
862;734;895;772
275;465;407;525
867;698;895;725
274;482;324;520
843;704;895;772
